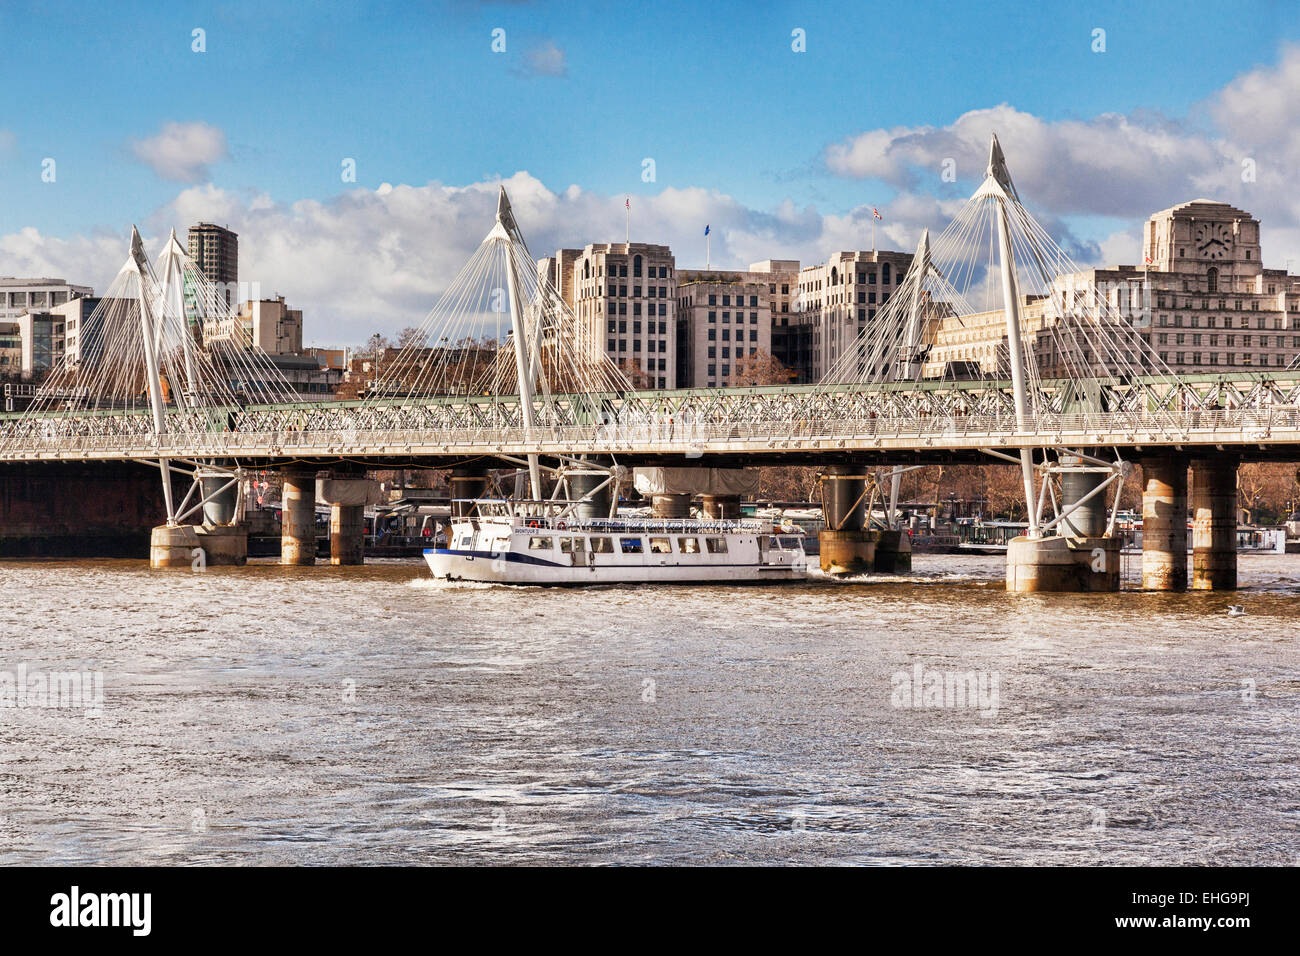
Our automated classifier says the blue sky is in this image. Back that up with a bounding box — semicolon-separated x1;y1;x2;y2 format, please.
2;0;1299;342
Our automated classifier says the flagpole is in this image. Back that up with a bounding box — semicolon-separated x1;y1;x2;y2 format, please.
625;197;630;246
706;233;711;270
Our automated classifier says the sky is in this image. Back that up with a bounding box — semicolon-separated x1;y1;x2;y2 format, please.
2;0;1300;346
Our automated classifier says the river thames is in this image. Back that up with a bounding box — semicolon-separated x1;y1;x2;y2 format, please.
1;553;1296;865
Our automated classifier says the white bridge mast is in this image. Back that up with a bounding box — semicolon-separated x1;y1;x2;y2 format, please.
977;134;1039;537
492;188;543;500
129;226;176;524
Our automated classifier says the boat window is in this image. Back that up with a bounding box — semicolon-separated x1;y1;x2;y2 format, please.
778;536;801;550
590;537;615;553
705;537;728;553
459;535;473;547
649;537;672;554
677;536;701;554
527;536;553;550
620;537;645;554
560;536;585;553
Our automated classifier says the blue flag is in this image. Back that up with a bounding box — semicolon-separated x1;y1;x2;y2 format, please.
704;224;710;236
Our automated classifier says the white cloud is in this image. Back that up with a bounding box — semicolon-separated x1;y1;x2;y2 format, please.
130;121;228;183
138;174;887;345
822;44;1300;274
9;47;1300;347
0;225;133;288
825;103;1231;219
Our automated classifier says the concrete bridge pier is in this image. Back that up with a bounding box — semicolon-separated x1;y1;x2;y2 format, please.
874;529;911;573
449;465;490;517
700;494;742;520
329;503;365;566
569;460;614;520
280;467;318;566
150;524;202;568
151;463;247;568
1141;454;1188;591
1191;455;1238;590
1006;457;1119;592
818;464;876;574
652;494;692;518
318;471;381;566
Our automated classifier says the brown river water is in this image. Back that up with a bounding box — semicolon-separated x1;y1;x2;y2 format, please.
0;552;1296;865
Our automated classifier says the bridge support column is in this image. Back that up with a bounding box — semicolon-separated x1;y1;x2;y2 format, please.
1006;535;1119;591
570;461;614;520
1141;454;1188;592
700;494;741;520
149;523;248;567
652;494;692;519
150;524;201;568
1191;455;1238;591
818;464;875;574
318;472;381;567
330;503;365;566
194;524;248;565
281;467;318;566
1006;456;1120;592
450;465;489;518
1059;461;1108;537
874;529;912;573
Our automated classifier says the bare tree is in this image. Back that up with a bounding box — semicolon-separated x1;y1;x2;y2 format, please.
732;349;796;387
394;326;427;349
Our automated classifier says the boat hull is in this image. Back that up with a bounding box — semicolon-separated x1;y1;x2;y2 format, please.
424;548;806;585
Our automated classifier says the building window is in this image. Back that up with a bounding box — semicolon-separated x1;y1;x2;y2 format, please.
1207;268;1218;293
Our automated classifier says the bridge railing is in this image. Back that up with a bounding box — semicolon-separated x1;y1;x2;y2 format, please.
3;406;1298;459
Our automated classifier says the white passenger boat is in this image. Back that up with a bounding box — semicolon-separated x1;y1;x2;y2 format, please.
424;500;808;585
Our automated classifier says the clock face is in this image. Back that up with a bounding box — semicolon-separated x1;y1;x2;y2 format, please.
1195;222;1232;260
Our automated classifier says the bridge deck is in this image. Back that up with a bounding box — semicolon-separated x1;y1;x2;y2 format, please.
3;373;1299;462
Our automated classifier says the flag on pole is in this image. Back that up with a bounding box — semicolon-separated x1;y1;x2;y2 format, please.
626;197;630;209
704;224;710;236
1144;255;1153;265
872;207;883;221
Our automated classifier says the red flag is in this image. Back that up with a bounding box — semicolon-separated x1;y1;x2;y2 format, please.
626;196;630;209
872;207;882;220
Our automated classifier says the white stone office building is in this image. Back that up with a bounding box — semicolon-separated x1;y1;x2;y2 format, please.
926;199;1300;378
0;278;94;378
795;250;915;380
675;269;776;388
545;242;677;389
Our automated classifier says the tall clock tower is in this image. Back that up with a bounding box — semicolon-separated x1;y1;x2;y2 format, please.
1142;199;1262;282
